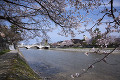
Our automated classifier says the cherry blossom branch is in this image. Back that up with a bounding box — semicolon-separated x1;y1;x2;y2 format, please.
3;0;37;10
71;47;117;78
91;13;109;29
34;0;65;28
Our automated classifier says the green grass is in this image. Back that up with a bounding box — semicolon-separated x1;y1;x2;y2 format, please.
70;47;84;49
60;47;90;49
9;56;41;80
1;54;41;80
0;50;42;80
0;49;10;55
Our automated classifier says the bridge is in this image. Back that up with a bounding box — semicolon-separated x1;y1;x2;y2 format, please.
18;44;50;49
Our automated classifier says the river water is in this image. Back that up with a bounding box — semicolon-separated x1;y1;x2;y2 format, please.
20;48;120;80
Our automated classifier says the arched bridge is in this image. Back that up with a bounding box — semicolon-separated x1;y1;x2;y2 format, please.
18;44;50;49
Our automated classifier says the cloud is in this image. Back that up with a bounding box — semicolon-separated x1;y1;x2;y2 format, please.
100;0;120;8
113;0;120;7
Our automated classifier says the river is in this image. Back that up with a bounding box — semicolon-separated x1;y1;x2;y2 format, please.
19;48;120;80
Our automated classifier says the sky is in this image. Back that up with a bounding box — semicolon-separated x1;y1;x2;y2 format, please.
19;0;120;44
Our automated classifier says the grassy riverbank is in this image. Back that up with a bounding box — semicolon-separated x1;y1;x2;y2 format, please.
50;48;120;54
0;50;41;80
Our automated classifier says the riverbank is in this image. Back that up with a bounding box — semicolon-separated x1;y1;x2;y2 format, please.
50;48;120;54
0;50;41;80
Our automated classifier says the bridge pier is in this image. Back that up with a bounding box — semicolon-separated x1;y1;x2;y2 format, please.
43;47;49;49
25;47;30;49
36;46;40;49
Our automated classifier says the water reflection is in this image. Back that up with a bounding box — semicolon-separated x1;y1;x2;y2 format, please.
20;48;120;80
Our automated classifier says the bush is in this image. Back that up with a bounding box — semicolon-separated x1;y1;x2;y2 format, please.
0;49;10;55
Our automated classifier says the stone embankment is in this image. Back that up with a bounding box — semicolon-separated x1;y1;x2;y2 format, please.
51;48;120;54
0;50;41;80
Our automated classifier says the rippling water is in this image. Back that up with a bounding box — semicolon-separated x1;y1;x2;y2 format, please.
20;48;120;80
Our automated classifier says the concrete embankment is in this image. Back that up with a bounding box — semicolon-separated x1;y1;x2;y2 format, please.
0;50;41;80
51;48;120;54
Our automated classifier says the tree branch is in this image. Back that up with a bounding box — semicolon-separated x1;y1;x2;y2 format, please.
3;0;37;10
111;0;120;25
72;47;117;78
34;0;65;27
0;16;40;30
91;13;109;29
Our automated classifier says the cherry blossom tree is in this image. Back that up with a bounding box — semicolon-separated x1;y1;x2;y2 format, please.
0;0;120;78
0;24;23;50
0;0;119;41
